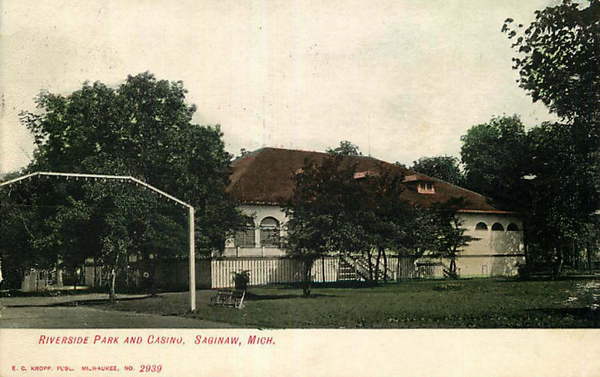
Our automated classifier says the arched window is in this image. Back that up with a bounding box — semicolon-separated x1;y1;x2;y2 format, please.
507;223;519;231
491;223;504;231
235;219;255;248
475;222;488;231
260;217;280;247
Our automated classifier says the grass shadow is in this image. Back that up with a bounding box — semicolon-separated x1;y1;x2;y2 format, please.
507;276;600;283
5;295;157;308
267;281;382;290
0;288;105;298
526;307;600;324
244;292;337;301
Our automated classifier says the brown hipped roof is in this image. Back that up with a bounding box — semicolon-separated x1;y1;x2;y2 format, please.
227;147;502;212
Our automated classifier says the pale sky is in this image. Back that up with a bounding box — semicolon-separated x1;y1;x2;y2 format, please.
0;0;558;174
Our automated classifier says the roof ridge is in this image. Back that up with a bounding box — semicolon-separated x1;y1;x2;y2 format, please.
249;146;394;163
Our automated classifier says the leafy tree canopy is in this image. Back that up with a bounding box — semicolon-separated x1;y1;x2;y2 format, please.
410;156;464;186
501;1;600;273
503;0;600;124
18;72;242;252
3;73;244;294
460;115;529;210
326;140;362;156
283;154;474;289
527;122;599;244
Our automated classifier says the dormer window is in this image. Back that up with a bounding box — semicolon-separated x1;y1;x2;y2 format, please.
404;174;435;194
417;182;435;194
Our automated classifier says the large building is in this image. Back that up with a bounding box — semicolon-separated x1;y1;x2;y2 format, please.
223;147;524;281
10;147;526;291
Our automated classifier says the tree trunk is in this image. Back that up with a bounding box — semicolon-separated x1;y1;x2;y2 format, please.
366;250;374;282
558;249;564;276
151;260;158;296
523;222;529;266
572;239;577;270
72;266;78;292
302;259;314;296
109;267;117;303
396;254;401;282
374;248;383;283
125;259;130;290
93;257;97;287
449;257;457;278
552;248;564;279
383;251;388;283
587;244;594;273
56;265;63;288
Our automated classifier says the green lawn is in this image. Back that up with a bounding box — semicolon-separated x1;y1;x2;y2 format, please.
102;278;600;328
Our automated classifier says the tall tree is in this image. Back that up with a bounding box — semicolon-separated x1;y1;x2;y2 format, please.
410;156;464;186
11;72;243;298
503;0;600;204
460;115;529;210
502;0;600;273
284;154;459;291
526;122;599;275
283;155;367;295
430;198;476;278
352;165;412;282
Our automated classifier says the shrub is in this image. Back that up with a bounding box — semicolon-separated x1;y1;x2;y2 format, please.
232;270;250;292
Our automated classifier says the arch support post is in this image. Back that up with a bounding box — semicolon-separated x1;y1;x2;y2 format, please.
188;206;196;311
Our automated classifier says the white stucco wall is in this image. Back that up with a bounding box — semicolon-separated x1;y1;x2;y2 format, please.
447;255;524;277
224;205;525;261
222;204;288;257
458;213;524;256
218;205;528;281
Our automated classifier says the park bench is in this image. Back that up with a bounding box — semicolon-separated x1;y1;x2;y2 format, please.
210;289;245;309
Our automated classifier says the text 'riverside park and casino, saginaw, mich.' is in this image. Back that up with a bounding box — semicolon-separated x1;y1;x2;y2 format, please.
37;334;276;346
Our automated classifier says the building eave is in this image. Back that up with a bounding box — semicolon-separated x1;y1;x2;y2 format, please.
457;209;519;215
238;200;283;206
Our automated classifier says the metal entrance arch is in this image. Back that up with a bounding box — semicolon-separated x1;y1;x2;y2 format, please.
0;171;197;311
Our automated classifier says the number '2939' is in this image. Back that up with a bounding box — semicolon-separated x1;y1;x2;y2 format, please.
139;365;162;373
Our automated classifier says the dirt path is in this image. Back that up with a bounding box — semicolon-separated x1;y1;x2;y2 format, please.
0;293;234;328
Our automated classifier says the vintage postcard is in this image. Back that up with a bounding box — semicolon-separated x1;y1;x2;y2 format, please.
1;0;599;376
